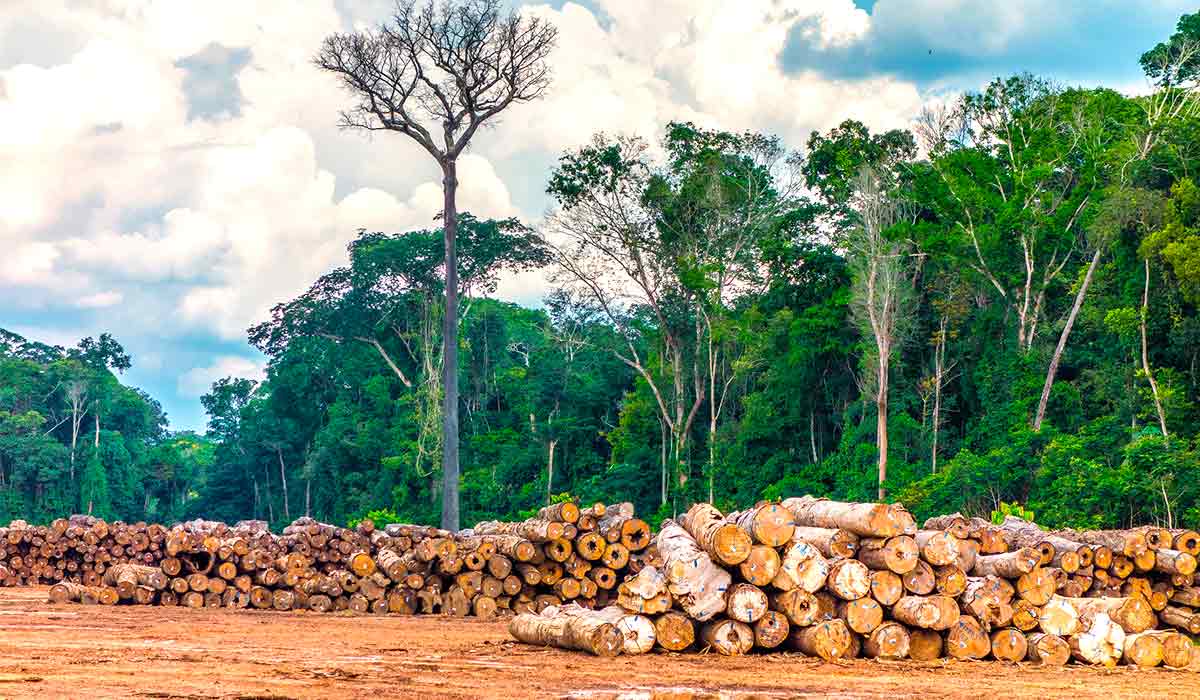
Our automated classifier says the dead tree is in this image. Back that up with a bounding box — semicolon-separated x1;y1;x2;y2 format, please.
316;0;557;530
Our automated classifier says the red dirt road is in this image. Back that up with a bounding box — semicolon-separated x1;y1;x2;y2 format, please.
0;587;1195;699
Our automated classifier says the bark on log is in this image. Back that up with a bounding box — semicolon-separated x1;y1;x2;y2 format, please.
509;608;622;656
787;618;853;660
680;503;752;566
655;521;730;622
971;548;1039;578
789;526;859;559
857;536;919;574
1069;612;1125;667
728;503;794;547
782;496;914;538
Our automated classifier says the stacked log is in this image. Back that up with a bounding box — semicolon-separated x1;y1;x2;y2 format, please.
510;498;1197;669
21;502;652;620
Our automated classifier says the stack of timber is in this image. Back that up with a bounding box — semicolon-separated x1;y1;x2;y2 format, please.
511;498;1199;670
12;502;652;619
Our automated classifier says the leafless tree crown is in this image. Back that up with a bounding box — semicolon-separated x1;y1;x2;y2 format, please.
314;0;558;161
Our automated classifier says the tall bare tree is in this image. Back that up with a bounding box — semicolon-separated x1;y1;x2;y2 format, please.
316;0;556;530
847;167;913;500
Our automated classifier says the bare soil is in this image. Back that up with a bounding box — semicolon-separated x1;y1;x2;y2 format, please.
0;587;1195;699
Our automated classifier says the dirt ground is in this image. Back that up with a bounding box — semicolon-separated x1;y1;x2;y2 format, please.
0;587;1195;699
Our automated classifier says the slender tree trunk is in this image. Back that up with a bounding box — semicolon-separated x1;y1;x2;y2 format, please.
546;439;556;504
931;323;945;474
305;476;311;517
810;410;818;463
1034;248;1102;431
1141;259;1169;437
277;448;290;521
441;159;461;531
877;353;889;501
660;420;669;506
94;413;100;449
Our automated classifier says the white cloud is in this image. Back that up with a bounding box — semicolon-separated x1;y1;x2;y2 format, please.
178;355;266;397
75;291;123;308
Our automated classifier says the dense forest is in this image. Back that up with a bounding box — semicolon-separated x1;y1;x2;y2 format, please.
5;14;1200;532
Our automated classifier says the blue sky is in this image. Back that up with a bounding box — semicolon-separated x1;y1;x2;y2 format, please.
0;1;1191;432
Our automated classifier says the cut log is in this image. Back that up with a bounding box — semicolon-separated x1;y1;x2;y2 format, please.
914;530;960;567
752;610;789;649
1059;596;1156;634
772;540;828;592
700;619;754;656
680;503;752;566
789;526;859;558
1122;631;1165;667
857;536;919;574
582;605;657;655
1015;567;1055;606
728;503;795;547
654;611;695;651
989;628;1027;662
1025;632;1070;666
902;559;936;595
1154;548;1197;576
892;595;959;631
537;501;580;524
1139;630;1194;668
971;548;1039;578
1011;599;1040;632
908;629;944;661
933;565;966;597
923;513;970;539
1160;604;1200;634
782;496;914;538
869;570;904;606
787;618;853;660
825;558;870;600
1039;596;1080;636
863;621;910;659
509;608;622;656
1169;529;1200;556
1069;612;1125;667
836;597;882;634
725;583;768;623
770;588;821;627
945;615;990;659
740;544;781;587
655;521;730;622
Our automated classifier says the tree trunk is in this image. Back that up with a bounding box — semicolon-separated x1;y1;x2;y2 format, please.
1034;248;1101;431
276;448;289;521
546;439;556;505
441;158;460;532
877;354;889;500
1141;259;1169;437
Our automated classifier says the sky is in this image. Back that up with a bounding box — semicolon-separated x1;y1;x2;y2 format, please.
0;0;1192;432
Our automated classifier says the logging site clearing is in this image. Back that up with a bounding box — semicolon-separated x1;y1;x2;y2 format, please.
0;587;1191;700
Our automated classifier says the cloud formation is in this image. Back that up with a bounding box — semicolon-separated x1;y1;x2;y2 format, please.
0;1;1180;429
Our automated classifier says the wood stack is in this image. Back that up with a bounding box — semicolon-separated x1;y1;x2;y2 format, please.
23;502;653;620
510;498;1197;668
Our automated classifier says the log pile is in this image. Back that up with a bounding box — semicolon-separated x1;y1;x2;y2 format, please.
9;503;652;619
510;500;1198;669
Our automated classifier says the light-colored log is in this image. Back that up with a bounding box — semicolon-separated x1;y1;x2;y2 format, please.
772;540;828;593
700;618;754;656
655;521;730;622
782;496;914;538
1069;612;1125;667
825;558;870;600
863;621;910;659
728;503;795;547
680;503;752;566
787;618;854;660
789;526;859;558
726;583;768;623
508;608;622;656
1025;632;1069;666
